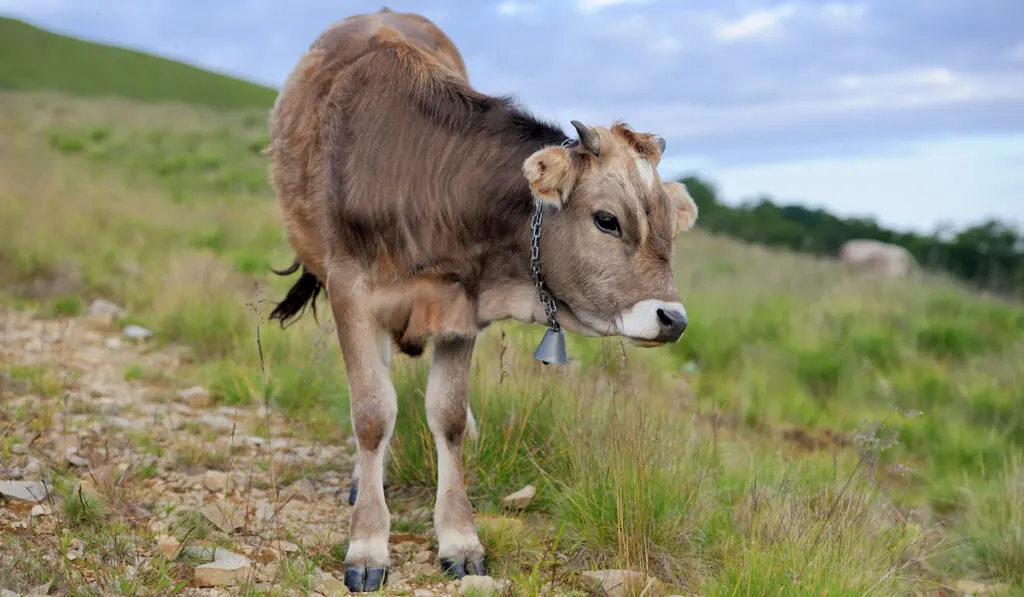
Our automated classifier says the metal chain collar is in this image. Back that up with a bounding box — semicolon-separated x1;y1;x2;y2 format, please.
530;200;560;332
529;136;578;334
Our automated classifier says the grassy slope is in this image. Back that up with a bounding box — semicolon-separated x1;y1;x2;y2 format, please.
3;89;1023;595
0;26;1022;594
0;17;277;110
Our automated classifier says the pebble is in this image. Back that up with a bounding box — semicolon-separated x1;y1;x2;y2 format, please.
501;483;537;510
123;324;154;339
0;480;50;503
194;549;252;587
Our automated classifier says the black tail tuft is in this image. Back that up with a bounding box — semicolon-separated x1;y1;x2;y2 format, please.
269;259;324;329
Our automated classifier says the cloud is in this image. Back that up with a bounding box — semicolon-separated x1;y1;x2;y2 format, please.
576;0;652;14
1;0;1021;230
714;3;798;42
496;1;537;16
713;2;867;43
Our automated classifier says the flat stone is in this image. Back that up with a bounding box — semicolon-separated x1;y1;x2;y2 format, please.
123;324;153;340
87;299;126;324
198;414;235;433
203;471;229;493
501;484;537;510
580;569;650;597
199;502;243;533
194;549;252;587
177;386;213;409
312;572;347;595
26;580;52;596
283;478;316;502
0;480;50;503
459;575;500;595
272;539;299;553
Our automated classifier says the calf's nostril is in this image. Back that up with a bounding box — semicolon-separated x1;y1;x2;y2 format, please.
656;308;688;338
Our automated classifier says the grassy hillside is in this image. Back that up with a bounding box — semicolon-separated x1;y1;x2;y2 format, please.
0;17;277;110
2;88;1022;596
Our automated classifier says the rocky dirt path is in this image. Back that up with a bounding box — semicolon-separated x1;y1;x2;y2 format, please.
0;306;523;596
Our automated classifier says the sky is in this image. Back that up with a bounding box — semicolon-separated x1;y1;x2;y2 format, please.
3;0;1023;234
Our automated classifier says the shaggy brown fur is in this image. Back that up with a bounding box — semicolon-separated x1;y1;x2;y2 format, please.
265;7;698;591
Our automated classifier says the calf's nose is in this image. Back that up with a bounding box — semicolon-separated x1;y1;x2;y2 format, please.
655;307;688;342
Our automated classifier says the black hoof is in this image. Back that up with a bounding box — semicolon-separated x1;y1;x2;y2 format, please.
344;567;364;592
364;567;387;591
467;555;488;577
441;556;487;579
348;483;358;506
344;566;388;592
440;557;466;579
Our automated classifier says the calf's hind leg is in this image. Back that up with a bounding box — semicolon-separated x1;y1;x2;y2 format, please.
327;268;397;593
427;336;487;578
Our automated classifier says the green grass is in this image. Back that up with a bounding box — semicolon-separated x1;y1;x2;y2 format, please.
0;17;277;110
2;88;1022;595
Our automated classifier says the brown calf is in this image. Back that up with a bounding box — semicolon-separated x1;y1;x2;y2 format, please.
265;7;698;592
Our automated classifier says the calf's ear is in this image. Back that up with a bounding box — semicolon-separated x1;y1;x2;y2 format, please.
663;181;698;233
523;146;576;209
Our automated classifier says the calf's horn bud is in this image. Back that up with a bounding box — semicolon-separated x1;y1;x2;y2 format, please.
570;120;601;157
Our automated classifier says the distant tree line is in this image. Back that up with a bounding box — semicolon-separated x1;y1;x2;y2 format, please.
679;175;1024;299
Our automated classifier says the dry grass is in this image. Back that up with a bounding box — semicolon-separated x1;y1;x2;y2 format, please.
1;89;1023;595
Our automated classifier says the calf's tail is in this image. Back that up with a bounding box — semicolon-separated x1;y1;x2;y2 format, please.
268;259;324;329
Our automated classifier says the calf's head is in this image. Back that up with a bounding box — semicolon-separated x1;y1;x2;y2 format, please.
522;120;697;346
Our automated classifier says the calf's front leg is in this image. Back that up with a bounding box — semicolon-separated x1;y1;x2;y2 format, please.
346;403;478;506
327;270;397;593
426;336;487;578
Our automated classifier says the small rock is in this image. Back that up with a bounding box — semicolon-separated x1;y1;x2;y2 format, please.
256;546;280;563
194;549;252;587
414;590;434;597
203;470;229;493
460;575;499;595
66;453;89;467
312;572;347;595
283;478;316;502
22;458;43;480
581;569;650;597
414;550;433;564
954;580;996;595
156;534;180;559
199;414;235;433
501;484;537;510
27;580;52;596
87;298;126;324
30;504;51;517
0;480;50;503
177;386;213;409
199;502;243;533
272;539;299;553
123;324;153;339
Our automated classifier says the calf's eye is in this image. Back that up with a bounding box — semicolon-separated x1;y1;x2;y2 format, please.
594;212;621;237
